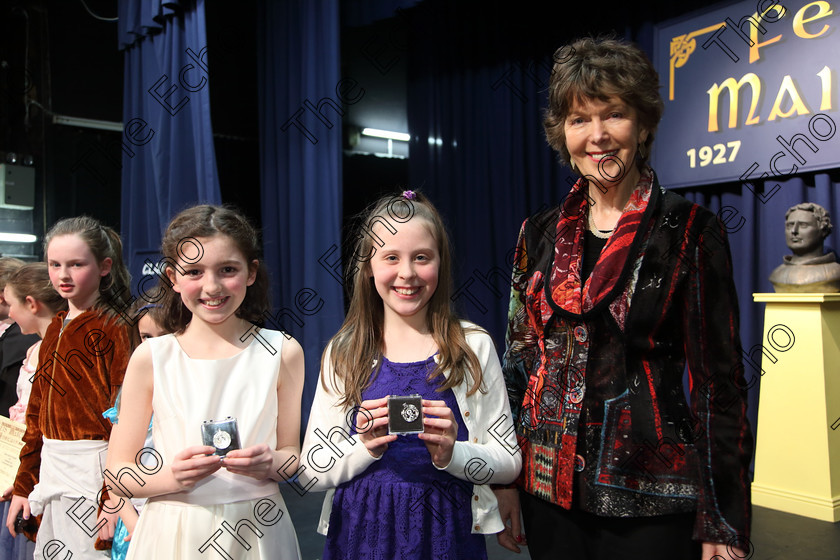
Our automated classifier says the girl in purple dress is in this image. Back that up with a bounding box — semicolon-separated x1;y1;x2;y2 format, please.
302;191;521;560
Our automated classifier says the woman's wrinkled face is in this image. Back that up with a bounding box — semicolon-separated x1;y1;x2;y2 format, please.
564;95;648;192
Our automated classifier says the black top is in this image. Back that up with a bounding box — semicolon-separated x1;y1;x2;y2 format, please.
0;322;40;418
581;230;608;283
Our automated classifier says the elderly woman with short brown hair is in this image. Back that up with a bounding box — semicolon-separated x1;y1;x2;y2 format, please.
494;37;753;560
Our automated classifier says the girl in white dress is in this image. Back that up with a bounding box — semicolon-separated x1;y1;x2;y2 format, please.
106;205;304;559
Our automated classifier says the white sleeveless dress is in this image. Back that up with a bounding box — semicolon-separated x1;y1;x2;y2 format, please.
126;330;301;559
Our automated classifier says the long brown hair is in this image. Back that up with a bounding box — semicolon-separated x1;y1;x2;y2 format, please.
327;191;484;407
6;263;68;315
44;216;132;319
158;204;270;334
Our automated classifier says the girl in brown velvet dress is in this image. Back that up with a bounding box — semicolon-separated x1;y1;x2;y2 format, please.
6;217;136;558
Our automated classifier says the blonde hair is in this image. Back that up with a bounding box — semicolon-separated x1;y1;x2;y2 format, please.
326;191;484;407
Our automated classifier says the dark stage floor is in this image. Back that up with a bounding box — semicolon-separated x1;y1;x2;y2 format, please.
278;484;840;559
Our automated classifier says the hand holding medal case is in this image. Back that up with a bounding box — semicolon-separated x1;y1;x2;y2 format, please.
387;395;424;435
201;416;241;456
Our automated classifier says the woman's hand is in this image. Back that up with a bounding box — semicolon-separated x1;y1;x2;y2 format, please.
0;486;12;502
702;541;745;560
5;494;29;537
171;445;222;490
418;399;458;468
356;397;396;458
222;444;276;480
494;488;526;553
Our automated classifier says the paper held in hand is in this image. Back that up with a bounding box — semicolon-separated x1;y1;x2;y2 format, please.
0;416;25;490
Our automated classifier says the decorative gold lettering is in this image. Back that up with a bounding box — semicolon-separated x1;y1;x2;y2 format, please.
748;3;787;63
768;75;811;121
817;66;833;111
707;73;761;131
793;1;833;39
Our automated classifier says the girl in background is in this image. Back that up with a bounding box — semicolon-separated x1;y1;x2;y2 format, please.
301;191;521;560
0;263;67;558
0;258;40;422
106;205;303;559
5;217;137;557
134;303;168;342
5;263;68;422
103;301;170;560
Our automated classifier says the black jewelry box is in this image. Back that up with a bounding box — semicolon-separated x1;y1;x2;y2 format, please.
387;395;424;435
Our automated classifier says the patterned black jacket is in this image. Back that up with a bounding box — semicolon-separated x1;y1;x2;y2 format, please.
502;171;753;544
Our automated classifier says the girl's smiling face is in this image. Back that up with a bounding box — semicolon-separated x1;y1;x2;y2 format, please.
47;233;112;311
369;218;440;326
167;235;257;326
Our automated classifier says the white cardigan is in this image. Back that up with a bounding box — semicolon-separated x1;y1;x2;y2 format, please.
300;323;522;535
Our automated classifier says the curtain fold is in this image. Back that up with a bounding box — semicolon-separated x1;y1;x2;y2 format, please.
118;0;187;50
257;0;345;427
406;2;573;347
119;0;221;288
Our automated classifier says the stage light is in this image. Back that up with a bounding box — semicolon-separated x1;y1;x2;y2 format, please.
0;233;37;243
52;115;123;132
361;128;410;142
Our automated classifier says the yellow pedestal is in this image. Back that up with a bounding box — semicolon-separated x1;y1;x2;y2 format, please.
751;293;840;522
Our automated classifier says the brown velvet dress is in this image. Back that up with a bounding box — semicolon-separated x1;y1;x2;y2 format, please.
13;309;135;546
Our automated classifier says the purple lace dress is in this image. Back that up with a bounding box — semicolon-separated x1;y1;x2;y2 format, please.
323;355;488;560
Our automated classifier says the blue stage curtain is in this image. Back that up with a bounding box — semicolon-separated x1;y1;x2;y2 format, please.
119;0;221;284
405;3;575;348
342;0;422;27
256;0;345;427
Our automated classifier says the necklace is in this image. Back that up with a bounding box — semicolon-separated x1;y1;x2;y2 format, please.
588;211;614;239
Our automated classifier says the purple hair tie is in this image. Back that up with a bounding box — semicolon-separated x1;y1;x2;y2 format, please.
402;190;416;200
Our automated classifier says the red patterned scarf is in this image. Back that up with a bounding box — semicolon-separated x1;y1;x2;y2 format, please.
549;167;654;319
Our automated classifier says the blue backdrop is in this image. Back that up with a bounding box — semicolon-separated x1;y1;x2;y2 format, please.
256;0;346;431
119;0;221;296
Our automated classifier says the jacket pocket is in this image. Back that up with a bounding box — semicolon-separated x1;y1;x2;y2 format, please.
595;391;699;498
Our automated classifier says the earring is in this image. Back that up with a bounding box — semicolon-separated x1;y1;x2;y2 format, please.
570;159;577;172
638;142;646;159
